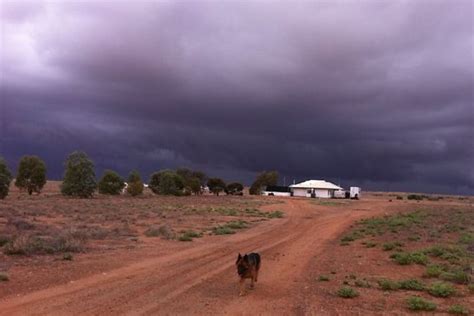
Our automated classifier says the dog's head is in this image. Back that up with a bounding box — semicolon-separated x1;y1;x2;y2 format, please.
236;253;249;276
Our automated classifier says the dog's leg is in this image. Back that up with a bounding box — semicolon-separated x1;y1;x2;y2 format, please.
250;277;255;289
239;278;246;296
255;270;259;283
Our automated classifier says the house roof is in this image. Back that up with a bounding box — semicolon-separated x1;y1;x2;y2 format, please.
289;180;342;190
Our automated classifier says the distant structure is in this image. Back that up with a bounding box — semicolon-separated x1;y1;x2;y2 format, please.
289;180;342;198
262;179;361;199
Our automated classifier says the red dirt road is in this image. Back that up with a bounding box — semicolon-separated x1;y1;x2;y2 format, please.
0;198;387;315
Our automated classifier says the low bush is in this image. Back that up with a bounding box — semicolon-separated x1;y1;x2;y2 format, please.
318;275;330;281
427;281;456;297
62;252;73;261
378;279;400;291
440;270;470;285
448;305;469;315
336;286;359;298
267;210;284;218
212;226;235;235
399;279;425;291
144;225;175;239
390;251;428;265
354;279;371;288
423;264;446;278
0;272;9;281
406;296;436;311
225;220;248;229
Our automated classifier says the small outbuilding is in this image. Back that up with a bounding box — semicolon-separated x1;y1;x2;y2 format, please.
289;180;342;198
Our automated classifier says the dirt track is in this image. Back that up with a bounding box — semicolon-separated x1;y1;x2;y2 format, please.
0;198;387;315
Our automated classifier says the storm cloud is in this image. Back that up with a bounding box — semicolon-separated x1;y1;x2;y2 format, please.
1;0;473;194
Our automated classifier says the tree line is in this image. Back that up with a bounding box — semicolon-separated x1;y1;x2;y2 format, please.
0;151;276;199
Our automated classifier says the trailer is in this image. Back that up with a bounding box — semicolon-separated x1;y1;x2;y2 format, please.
350;187;361;199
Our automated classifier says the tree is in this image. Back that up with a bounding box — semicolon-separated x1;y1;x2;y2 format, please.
226;182;244;195
126;170;143;196
98;170;125;195
192;170;208;187
0;157;12;199
207;178;226;196
186;177;202;195
15;155;47;195
149;170;184;196
249;171;279;195
61;151;97;198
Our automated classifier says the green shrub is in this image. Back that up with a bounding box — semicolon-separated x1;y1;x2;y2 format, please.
406;296;436;311
378;279;400;291
62;252;73;261
225;220;248;229
267;210;284;218
126;170;144;196
458;233;473;244
423;264;446;278
15;155;47;195
0;272;9;281
399;279;425;291
318;275;330;281
0;157;12;199
448;305;469;315
0;235;11;247
98;170;125;195
440;270;470;285
427;281;456;297
468;283;474;293
354;279;371;288
61;151;97;198
390;251;428;265
365;241;377;248
178;235;193;242
144;225;175;239
212;226;235;235
207;178;226;196
336;286;359;298
149;170;184;196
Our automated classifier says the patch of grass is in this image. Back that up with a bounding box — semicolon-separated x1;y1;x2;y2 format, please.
62;252;73;260
390;251;428;265
398;279;425;291
423;264;446;278
378;279;400;291
178;230;203;241
468;283;474;293
336;286;359;298
427;281;456;297
318;275;330;281
382;242;396;251
0;272;9;281
225;220;248;229
144;225;175;239
406;296;436;311
448;305;469;315
0;235;11;247
212;226;235;235
354;279;371;288
440;270;470;285
267;210;284;218
458;233;473;245
364;241;377;248
407;194;425;201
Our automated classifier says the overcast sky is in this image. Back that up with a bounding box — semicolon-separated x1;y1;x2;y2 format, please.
1;0;473;194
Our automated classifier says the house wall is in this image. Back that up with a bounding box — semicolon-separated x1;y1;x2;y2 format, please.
291;188;332;198
292;188;308;197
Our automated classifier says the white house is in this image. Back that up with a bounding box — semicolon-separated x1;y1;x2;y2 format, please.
289;180;343;198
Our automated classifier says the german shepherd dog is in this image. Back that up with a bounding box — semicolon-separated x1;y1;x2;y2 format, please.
236;252;261;296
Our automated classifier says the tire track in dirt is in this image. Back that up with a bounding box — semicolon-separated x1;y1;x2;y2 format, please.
0;198;381;315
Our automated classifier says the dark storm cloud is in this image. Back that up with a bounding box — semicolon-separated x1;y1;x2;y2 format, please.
1;0;473;194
